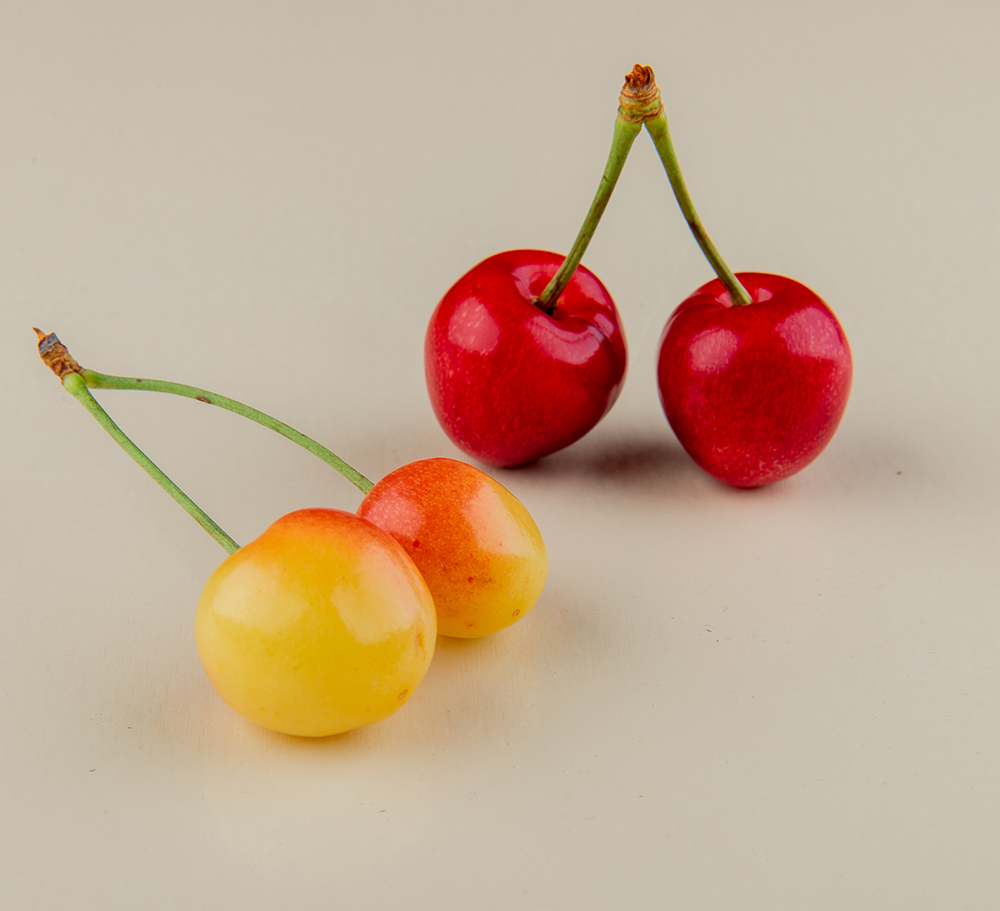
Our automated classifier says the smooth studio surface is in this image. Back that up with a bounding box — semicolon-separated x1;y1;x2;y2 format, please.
2;2;999;909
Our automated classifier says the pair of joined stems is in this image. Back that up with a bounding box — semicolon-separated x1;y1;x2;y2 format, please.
536;63;751;312
45;341;373;554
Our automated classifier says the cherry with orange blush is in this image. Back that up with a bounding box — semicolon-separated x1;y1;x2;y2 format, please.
629;64;852;487
424;68;665;467
359;458;546;638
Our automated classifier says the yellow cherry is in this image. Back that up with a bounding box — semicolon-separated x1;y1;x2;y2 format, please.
195;508;436;737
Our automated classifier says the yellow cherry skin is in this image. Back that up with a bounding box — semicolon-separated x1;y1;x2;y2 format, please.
194;508;436;737
357;458;547;638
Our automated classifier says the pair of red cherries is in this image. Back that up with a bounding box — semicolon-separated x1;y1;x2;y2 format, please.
425;66;852;488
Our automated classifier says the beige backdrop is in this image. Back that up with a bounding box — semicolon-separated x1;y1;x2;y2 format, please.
2;1;999;908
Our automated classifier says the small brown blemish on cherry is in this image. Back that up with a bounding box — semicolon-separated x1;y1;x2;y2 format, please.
512;609;520;617
397;689;409;701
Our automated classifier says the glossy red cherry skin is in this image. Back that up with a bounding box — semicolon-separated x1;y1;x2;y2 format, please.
657;272;852;488
425;250;628;467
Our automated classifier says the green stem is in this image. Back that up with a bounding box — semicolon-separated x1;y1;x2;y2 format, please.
82;370;375;495
62;372;240;554
534;115;642;313
644;112;752;307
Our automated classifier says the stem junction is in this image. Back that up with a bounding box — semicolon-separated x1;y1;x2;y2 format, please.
35;330;378;554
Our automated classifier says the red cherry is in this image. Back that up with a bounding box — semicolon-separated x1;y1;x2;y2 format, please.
425;249;628;467
657;272;852;487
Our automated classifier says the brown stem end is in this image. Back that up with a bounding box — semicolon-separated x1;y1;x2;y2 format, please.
34;328;84;379
618;64;663;123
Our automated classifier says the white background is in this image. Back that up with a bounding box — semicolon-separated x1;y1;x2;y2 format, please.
2;1;999;908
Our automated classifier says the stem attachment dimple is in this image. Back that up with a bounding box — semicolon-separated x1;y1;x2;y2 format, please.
636;66;753;307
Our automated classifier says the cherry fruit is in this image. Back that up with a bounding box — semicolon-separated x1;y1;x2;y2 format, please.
196;508;436;737
657;273;851;487
358;457;547;637
628;64;852;486
425;250;627;466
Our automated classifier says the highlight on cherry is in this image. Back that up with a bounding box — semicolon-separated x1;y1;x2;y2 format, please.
36;330;547;738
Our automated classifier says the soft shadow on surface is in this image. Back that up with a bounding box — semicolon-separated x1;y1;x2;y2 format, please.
507;431;706;494
509;421;928;505
346;413;927;500
338;416;726;499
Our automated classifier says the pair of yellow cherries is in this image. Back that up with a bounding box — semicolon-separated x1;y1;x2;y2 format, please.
199;458;547;737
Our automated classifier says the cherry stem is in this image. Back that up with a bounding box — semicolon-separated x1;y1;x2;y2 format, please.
61;371;241;554
82;370;375;495
641;83;752;307
534;109;642;313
